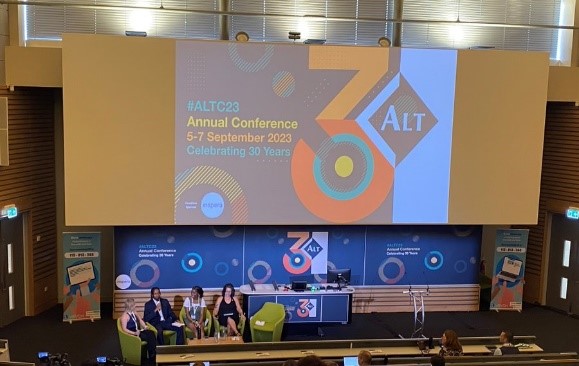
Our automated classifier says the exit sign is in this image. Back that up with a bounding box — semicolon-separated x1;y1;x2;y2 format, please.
1;205;17;219
6;206;17;219
567;208;579;220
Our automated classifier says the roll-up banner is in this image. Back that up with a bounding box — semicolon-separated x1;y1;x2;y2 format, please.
63;232;101;322
490;229;529;311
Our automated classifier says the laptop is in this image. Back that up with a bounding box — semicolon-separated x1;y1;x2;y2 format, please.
291;280;308;292
343;356;358;366
496;257;523;282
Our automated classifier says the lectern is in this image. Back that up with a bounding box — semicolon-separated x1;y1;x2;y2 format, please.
403;289;429;338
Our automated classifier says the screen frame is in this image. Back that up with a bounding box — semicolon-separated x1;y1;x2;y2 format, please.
327;268;351;285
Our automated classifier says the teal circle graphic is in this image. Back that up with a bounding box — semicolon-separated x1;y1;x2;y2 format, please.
424;251;444;270
313;134;374;200
181;253;203;273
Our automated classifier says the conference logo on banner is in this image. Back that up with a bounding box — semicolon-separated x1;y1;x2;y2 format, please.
282;232;328;275
490;229;529;311
297;299;318;318
63;232;101;322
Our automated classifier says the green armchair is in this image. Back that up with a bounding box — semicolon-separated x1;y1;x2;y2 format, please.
179;306;213;339
116;318;149;365
249;302;286;342
213;313;246;337
147;323;177;345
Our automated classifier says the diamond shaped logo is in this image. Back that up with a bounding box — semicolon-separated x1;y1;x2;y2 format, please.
368;73;437;165
302;238;323;259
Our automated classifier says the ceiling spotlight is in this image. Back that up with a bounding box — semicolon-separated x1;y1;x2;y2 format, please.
235;31;249;42
288;31;301;42
378;36;391;47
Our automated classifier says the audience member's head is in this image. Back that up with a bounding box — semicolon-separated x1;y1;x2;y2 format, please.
441;329;462;351
282;360;299;366
430;355;445;366
499;330;514;344
358;350;372;366
191;362;205;366
323;361;339;366
298;355;325;366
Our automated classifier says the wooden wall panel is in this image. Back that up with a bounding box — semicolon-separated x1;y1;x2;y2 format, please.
0;87;57;315
518;102;579;303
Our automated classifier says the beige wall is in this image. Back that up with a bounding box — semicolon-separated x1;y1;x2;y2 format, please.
0;4;8;86
5;46;579;102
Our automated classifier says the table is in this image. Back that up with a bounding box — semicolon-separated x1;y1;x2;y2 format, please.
187;337;244;346
240;284;354;324
156;342;537;364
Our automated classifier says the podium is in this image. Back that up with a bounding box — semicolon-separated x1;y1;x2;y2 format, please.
402;289;429;338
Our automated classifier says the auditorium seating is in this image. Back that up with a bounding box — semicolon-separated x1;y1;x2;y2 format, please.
154;335;551;365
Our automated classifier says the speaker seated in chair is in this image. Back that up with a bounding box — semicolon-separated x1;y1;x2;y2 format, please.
212;313;245;338
147;322;177;345
117;298;157;365
249;302;286;342
117;318;151;365
180;306;213;339
213;283;246;337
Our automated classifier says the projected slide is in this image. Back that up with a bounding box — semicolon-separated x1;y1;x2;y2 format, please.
175;43;457;224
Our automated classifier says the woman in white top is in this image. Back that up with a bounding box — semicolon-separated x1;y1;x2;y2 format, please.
183;285;206;339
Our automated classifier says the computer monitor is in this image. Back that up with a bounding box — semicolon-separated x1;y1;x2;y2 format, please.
327;268;351;288
343;356;358;366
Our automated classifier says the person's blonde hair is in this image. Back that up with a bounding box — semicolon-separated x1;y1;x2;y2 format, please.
124;298;136;312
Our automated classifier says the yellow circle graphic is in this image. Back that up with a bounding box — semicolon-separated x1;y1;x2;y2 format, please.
335;156;354;178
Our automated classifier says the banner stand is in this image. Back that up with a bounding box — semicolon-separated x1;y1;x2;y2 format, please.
62;232;101;323
490;229;529;312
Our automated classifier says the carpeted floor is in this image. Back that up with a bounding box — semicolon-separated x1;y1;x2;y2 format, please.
0;302;577;366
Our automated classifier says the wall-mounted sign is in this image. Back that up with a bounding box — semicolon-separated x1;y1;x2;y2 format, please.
1;205;17;219
566;207;579;220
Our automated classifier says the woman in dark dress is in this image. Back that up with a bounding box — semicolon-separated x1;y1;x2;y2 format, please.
120;298;157;361
213;283;245;336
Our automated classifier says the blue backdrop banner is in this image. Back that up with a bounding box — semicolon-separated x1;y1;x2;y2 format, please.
114;226;481;290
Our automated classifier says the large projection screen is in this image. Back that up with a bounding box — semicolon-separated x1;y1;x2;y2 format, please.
63;34;548;226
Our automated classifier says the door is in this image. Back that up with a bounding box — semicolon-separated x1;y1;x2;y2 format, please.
546;213;579;314
0;215;25;327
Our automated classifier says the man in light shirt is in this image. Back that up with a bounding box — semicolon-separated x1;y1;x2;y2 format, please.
493;330;520;355
144;287;185;345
